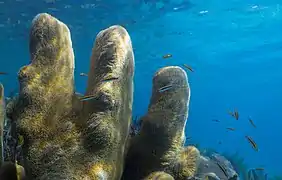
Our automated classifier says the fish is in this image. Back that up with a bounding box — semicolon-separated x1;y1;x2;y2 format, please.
228;110;239;120
79;94;97;101
255;167;264;170
158;84;173;92
17;135;24;147
102;77;119;82
186;136;192;140
234;111;239;120
183;64;194;72
158;83;188;93
226;127;236;131
203;173;220;180
216;162;228;177
212;119;220;122
0;72;7;75
79;72;88;77
248;117;256;128
162;54;172;59
245;135;258;151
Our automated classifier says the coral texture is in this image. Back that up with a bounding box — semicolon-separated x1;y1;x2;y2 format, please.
122;66;200;180
3;13;201;180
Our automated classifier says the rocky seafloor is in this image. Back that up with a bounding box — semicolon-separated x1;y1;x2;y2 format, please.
0;13;270;180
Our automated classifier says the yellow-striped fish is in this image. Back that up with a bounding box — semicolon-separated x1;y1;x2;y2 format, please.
102;77;119;82
183;64;194;72
245;135;258;152
158;84;173;93
18;135;24;146
79;94;97;101
162;54;172;59
228;110;239;120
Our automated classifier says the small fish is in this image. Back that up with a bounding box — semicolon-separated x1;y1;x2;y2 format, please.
0;72;7;75
216;162;228;177
248;117;256;128
17;135;24;146
79;94;97;101
255;167;264;170
245;135;258;151
79;72;88;77
158;83;188;93
158;84;173;92
226;127;236;131
234;111;239;120
102;77;119;82
212;119;220;122
186;136;192;140
228;110;239;120
204;173;220;180
183;64;194;72
162;54;172;59
218;141;222;145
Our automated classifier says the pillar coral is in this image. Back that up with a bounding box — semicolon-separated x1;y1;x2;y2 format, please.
4;13;200;180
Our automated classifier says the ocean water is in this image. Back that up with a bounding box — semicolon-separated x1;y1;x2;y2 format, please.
0;0;281;179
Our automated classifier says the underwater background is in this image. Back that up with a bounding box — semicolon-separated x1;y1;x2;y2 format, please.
0;0;281;179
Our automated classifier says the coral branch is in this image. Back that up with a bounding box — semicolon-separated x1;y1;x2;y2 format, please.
6;13;77;179
122;66;199;179
80;25;134;179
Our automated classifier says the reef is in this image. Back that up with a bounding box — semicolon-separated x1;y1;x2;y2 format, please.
0;13;240;180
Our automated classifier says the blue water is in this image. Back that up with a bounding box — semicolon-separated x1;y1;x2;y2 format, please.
0;0;282;178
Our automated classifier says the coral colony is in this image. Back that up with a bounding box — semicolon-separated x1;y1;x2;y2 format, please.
0;13;270;180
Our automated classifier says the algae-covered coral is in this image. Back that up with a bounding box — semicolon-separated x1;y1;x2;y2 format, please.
0;13;238;180
5;13;134;180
